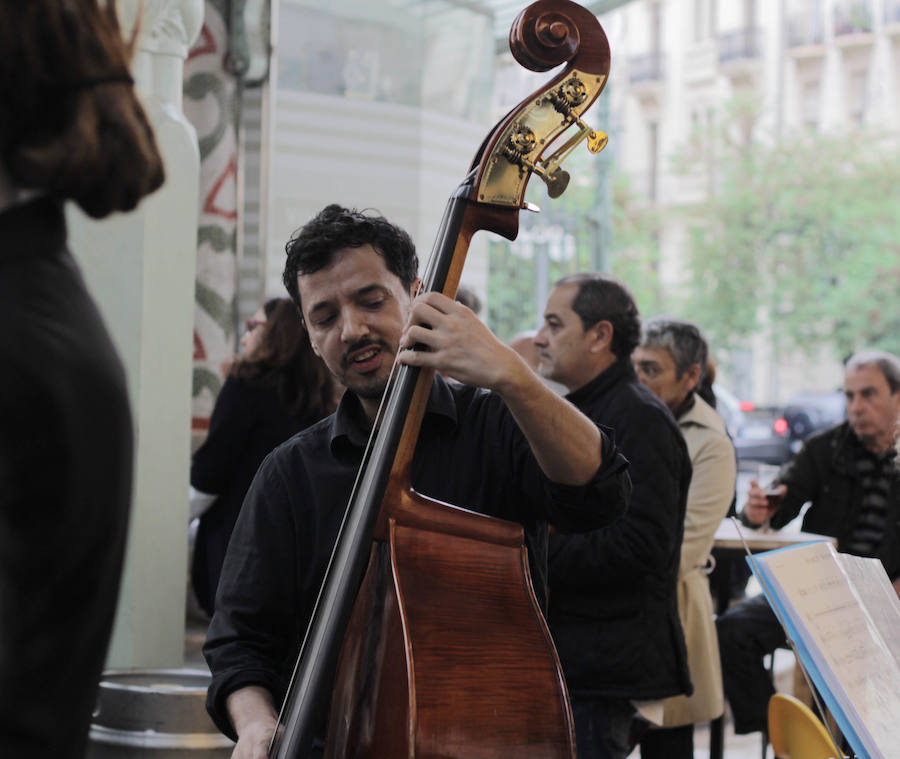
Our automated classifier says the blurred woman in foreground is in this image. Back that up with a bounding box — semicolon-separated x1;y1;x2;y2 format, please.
0;2;164;755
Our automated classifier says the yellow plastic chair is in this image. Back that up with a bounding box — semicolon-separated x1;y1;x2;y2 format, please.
767;693;844;759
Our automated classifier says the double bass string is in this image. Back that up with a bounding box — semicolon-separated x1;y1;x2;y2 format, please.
335;188;455;477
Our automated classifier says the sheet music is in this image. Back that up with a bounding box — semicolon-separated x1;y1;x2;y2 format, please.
839;554;900;668
754;541;900;759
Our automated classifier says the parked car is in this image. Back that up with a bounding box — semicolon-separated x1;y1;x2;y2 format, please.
713;385;791;467
734;406;791;465
783;391;846;454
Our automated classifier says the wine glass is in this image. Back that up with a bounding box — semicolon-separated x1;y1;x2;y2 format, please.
756;463;783;533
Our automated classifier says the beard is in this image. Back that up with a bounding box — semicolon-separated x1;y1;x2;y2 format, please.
338;337;394;401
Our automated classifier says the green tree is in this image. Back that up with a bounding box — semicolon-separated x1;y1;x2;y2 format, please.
486;153;667;341
608;170;665;316
486;146;607;341
673;103;900;361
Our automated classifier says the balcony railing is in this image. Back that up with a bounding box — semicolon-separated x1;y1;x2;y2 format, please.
629;52;663;85
787;13;825;47
885;0;900;24
833;0;873;35
718;27;763;64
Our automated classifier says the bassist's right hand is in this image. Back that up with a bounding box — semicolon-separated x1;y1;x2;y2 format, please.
231;719;277;759
226;686;279;759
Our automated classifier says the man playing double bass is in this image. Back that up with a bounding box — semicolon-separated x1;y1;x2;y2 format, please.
203;204;632;759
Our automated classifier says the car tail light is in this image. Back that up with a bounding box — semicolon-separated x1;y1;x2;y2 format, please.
739;400;755;411
774;417;789;436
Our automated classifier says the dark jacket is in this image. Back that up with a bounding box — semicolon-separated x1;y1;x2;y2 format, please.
548;359;693;700
770;421;900;579
191;375;312;615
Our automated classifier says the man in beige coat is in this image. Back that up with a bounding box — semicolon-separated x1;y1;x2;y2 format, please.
633;318;736;758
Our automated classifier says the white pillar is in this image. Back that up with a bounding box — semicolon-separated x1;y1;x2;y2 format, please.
67;0;204;668
820;45;845;133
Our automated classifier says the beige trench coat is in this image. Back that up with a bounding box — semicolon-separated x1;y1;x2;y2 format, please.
660;395;736;726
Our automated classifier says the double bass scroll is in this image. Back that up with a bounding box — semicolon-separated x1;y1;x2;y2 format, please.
269;2;611;757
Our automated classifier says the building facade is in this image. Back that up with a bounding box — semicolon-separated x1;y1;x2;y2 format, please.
598;0;900;400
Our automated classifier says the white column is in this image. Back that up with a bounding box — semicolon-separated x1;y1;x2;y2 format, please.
869;33;897;130
820;45;845;133
67;0;204;668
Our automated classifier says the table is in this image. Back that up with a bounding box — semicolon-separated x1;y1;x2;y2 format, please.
710;519;833;619
707;518;834;759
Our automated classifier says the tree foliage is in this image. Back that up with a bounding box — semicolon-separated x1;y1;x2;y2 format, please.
486;97;900;365
486;149;612;341
607;170;666;316
486;151;668;341
673;101;900;361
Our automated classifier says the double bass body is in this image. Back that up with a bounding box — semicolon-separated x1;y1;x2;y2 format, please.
326;490;576;758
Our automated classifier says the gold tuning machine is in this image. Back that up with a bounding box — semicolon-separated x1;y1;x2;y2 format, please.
481;71;610;207
519;155;570;199
502;117;608;200
531;75;609;195
537;120;608;186
527;119;607;198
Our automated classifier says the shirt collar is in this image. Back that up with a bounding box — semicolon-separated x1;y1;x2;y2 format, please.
678;393;726;434
566;357;635;405
673;392;696;421
329;372;460;455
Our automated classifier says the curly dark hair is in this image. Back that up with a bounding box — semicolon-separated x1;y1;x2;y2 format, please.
0;1;164;218
555;273;642;359
231;298;336;425
282;204;418;312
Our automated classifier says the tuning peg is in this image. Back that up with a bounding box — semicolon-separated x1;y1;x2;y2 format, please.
538;121;608;180
492;107;608;204
542;168;570;199
585;129;608;154
517;155;571;199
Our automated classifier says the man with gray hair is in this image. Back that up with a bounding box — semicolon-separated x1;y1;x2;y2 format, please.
717;349;900;736
633;318;736;758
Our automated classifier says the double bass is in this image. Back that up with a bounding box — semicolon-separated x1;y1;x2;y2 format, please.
270;2;611;756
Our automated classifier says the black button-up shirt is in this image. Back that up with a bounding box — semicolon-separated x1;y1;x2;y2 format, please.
204;375;630;739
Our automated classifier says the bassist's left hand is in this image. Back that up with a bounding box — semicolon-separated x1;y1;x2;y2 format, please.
399;291;524;391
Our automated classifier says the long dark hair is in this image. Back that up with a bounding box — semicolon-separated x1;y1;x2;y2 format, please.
0;1;164;218
231;298;336;425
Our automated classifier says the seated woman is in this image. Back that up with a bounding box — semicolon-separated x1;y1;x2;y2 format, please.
190;297;339;616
